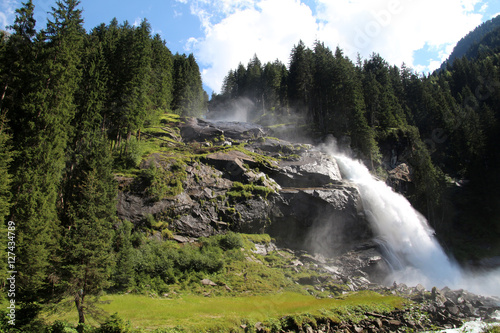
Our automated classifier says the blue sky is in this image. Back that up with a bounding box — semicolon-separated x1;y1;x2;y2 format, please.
2;0;500;95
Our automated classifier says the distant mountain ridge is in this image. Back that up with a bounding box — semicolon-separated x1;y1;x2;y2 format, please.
440;14;500;70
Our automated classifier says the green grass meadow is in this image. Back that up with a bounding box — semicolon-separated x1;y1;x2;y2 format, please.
44;291;405;331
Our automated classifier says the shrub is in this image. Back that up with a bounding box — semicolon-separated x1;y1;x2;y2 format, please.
97;313;132;333
201;232;244;251
46;321;79;333
175;245;224;273
217;232;244;250
140;161;186;201
121;137;144;168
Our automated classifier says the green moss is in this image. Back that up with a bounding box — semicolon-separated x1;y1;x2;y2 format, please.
160;113;182;124
141;160;187;201
227;182;274;202
241;233;272;244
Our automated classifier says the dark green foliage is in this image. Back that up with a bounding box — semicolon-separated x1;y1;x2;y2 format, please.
112;220;135;291
150;34;174;113
201;231;244;251
59;132;117;325
212;55;288;117
7;0;84;304
0;0;207;327
0;117;12;282
288;40;313;115
97;313;132;333
172;53;206;116
139;160;186;201
107;232;246;294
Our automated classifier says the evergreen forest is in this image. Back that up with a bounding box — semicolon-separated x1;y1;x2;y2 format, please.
1;0;500;332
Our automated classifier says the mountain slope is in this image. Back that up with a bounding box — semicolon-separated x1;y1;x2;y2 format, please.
440;14;500;70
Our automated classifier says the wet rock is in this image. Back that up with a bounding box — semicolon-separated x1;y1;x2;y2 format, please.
181;118;266;142
271;150;343;188
269;186;371;256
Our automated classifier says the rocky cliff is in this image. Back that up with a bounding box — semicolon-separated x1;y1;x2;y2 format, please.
117;117;385;277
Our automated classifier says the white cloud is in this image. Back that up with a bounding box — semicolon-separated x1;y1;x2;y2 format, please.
493;12;500;19
0;0;18;30
184;0;486;92
133;17;142;27
316;0;483;69
174;9;183;18
189;0;318;93
0;12;8;30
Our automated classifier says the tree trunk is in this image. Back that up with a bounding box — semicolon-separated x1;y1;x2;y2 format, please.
0;82;8;112
74;293;85;327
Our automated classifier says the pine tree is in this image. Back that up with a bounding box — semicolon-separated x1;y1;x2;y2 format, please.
150;34;173;113
262;59;287;112
112;220;136;290
8;0;84;306
0;0;36;115
0;116;12;283
288;40;313;116
172;53;205;116
74;33;109;135
59;131;117;327
311;41;335;133
333;48;378;161
245;54;263;106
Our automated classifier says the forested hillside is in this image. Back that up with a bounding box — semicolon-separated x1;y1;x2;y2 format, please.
210;37;500;259
440;14;500;69
0;0;206;328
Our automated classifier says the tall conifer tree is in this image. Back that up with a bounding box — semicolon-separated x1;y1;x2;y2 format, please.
59;132;117;327
0;116;12;283
9;0;84;306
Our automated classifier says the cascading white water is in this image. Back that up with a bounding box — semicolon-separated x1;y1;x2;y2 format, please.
332;152;500;296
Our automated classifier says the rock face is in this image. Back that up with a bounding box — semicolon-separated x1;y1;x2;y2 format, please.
269;185;369;256
180;117;266;142
117;118;386;283
270;150;343;188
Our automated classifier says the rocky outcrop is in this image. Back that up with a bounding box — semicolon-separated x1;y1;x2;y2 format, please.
269;186;369;256
117;118;373;254
386;162;413;195
271;151;343;188
116;119;385;294
116;117;500;332
180;117;266;142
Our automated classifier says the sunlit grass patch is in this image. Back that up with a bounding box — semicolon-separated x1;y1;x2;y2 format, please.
44;291;405;331
160;113;182;125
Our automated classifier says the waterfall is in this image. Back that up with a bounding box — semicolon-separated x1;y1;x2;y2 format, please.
332;153;500;296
